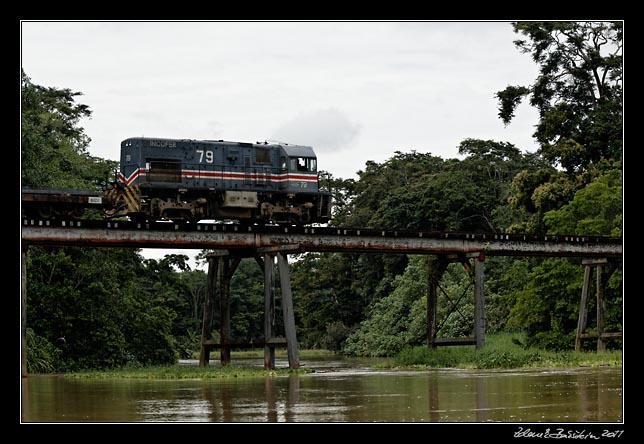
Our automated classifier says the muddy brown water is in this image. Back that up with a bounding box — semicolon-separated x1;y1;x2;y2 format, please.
21;356;622;423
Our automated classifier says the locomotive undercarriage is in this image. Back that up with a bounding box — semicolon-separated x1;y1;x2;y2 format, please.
132;188;322;225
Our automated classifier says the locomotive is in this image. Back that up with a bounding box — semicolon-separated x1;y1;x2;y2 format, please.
22;137;333;225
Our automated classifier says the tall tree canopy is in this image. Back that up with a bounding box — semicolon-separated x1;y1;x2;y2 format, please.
497;21;622;173
497;22;623;235
335;140;530;233
21;69;115;188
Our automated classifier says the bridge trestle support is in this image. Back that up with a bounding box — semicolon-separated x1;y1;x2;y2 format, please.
575;258;622;352
199;246;300;370
427;252;486;350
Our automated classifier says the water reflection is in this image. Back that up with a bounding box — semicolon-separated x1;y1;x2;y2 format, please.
22;364;622;423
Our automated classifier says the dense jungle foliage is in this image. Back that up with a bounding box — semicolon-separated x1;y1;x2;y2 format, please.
22;22;622;371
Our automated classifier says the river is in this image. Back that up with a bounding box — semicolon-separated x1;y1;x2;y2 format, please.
21;356;622;423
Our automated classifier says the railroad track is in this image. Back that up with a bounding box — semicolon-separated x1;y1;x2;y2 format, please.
21;218;622;257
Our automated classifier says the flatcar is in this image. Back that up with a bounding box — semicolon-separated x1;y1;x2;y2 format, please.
105;137;332;224
21;187;115;220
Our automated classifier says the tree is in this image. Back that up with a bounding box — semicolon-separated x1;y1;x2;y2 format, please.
340;151;445;228
228;259;265;340
292;253;366;349
360;141;530;233
166;270;207;358
497;22;622;173
499;167;623;350
544;169;622;236
21;69;116;189
27;247;177;370
342;256;429;357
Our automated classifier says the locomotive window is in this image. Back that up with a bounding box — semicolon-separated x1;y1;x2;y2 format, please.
291;157;317;172
255;147;271;163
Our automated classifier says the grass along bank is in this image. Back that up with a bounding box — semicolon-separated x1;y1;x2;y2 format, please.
390;333;622;369
67;349;332;379
68;364;310;379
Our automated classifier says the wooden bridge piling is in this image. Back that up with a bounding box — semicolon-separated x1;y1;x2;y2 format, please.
198;247;300;370
263;253;276;370
219;257;241;365
471;252;486;350
277;253;299;369
575;259;621;352
199;254;219;367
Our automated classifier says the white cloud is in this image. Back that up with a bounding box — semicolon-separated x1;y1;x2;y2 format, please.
270;108;360;153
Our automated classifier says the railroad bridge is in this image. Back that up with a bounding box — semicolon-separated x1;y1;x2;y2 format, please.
21;219;623;375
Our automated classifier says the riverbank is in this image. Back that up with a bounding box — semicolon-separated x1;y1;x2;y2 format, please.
65;334;621;379
389;333;622;369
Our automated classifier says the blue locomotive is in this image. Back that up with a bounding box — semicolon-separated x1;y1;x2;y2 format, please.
106;137;332;224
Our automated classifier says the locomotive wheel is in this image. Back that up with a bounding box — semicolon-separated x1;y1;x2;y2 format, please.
65;207;84;220
37;205;54;219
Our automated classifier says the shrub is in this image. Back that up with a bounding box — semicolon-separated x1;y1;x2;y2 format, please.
527;330;575;351
322;321;352;351
26;328;62;373
395;345;470;368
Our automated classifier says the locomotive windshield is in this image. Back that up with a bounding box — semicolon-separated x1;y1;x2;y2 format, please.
291;157;317;172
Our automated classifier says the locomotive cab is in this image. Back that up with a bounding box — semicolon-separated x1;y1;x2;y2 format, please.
279;145;320;194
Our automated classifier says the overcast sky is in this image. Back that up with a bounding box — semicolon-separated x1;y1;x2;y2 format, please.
21;21;542;268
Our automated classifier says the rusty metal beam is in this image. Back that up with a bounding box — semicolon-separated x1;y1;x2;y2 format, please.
21;224;622;257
